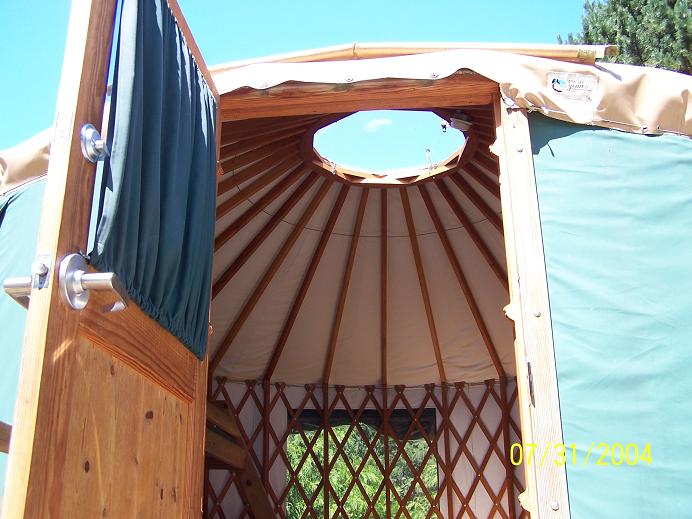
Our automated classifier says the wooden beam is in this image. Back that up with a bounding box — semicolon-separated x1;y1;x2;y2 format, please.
0;420;11;454
449;172;503;233
441;384;454;519
205;428;246;469
380;188;391;516
210;179;332;374
220;73;498;120
218;146;298;195
262;382;270;484
206;403;242;441
219;125;305;161
380;189;388;387
437;180;509;291
400;188;446;383
474;148;500;176
323;188;369;384
419;184;505;377
216;155;302;220
235;462;275;519
499;377;517;519
461;162;501;200
168;0;218;101
264;184;350;381
214;167;304;252
212;171;315;299
220;115;320;147
219;140;293;177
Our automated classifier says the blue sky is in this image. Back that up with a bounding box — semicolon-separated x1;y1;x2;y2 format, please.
0;0;584;151
315;111;465;171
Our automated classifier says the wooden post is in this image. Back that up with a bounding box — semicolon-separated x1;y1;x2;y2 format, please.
441;384;454;519
500;377;517;518
382;386;392;519
262;381;270;486
380;187;391;518
494;99;570;518
322;383;330;519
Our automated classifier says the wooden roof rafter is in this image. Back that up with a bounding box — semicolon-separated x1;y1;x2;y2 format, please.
263;183;351;382
400;188;446;383
322;188;369;384
419;184;505;378
212;171;316;298
210;178;333;374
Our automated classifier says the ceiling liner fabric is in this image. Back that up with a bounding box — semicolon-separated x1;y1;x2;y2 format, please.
213;48;692;137
209;105;513;386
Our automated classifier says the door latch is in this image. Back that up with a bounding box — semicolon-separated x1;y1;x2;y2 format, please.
3;256;51;308
59;254;128;313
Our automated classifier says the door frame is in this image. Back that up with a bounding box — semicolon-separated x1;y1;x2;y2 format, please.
494;100;571;518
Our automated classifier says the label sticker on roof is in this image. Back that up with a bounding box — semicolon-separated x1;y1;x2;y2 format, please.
547;72;598;103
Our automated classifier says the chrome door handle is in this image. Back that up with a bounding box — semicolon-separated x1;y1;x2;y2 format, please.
3;258;51;309
3;277;32;309
59;254;128;312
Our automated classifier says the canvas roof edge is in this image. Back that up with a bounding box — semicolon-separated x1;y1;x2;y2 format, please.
213;48;692;137
210;42;618;73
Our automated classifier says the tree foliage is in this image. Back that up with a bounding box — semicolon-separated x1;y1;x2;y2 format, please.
286;426;438;518
559;0;691;74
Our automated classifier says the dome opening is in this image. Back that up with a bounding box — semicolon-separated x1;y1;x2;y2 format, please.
313;110;465;181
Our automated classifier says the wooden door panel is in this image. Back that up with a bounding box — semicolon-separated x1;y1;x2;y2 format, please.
1;2;210;517
57;335;189;517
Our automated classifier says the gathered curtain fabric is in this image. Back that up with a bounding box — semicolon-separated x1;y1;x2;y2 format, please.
91;0;217;359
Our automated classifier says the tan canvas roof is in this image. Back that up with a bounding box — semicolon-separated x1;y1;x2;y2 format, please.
213;45;692;136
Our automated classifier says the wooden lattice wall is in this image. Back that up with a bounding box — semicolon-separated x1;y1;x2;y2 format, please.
206;378;527;519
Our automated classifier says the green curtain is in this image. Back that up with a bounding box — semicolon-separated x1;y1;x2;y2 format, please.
530;113;692;518
91;0;217;359
0;179;45;499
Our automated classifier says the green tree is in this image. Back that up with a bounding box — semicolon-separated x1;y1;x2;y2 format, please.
559;0;691;74
286;425;438;518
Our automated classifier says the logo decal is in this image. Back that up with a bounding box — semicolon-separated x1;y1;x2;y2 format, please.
547;72;597;103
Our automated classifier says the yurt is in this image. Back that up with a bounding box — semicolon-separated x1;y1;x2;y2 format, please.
1;1;691;518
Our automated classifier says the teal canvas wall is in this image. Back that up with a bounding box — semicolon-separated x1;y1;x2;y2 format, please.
530;113;692;518
0;178;45;502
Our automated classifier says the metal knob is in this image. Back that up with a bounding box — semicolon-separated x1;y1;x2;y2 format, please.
80;123;109;162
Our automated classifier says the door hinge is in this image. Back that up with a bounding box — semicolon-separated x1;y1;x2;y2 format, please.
527;360;536;407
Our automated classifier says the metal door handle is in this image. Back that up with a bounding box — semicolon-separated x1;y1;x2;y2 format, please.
3;258;51;309
59;254;128;312
3;277;32;308
3;254;128;312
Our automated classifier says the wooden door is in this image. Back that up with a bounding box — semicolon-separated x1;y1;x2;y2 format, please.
1;1;209;517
